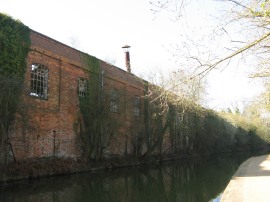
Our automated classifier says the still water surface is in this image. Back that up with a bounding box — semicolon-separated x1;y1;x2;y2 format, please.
0;153;252;202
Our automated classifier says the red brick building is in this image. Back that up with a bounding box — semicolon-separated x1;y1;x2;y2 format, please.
9;30;146;160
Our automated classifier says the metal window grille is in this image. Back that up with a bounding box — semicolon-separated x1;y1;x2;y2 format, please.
133;96;141;116
78;78;88;97
110;89;119;113
30;64;48;99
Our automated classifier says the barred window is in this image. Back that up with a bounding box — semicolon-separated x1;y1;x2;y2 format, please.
78;78;88;97
134;96;141;117
30;64;48;99
110;88;119;113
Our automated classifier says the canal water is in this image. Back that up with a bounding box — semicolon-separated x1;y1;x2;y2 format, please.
0;153;252;202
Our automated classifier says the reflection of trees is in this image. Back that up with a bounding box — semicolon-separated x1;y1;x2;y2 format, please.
0;153;252;202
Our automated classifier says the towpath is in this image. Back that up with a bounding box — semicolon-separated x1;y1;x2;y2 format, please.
221;154;270;202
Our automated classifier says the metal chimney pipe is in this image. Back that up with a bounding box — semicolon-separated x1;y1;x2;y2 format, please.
122;45;131;73
125;51;131;73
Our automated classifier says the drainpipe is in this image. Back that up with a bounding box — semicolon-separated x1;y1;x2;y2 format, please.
53;130;56;157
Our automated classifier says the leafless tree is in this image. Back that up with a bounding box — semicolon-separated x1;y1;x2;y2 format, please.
69;36;81;50
147;69;206;114
142;69;206;156
150;0;270;78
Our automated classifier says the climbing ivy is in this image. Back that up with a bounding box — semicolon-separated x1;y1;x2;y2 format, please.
0;13;30;135
79;54;101;122
0;13;30;175
79;54;116;160
0;13;30;79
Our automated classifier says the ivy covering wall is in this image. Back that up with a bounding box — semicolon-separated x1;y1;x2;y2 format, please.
0;13;30;175
79;54;117;160
0;13;30;79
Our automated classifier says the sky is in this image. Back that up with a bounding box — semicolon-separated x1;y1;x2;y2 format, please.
0;0;263;111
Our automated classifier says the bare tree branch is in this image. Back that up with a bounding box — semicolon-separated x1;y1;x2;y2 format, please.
194;31;270;78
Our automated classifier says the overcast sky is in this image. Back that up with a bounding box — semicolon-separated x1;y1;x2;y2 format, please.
0;0;263;111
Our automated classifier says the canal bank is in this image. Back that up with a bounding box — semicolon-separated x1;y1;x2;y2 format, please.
0;151;253;184
221;154;270;202
0;153;250;202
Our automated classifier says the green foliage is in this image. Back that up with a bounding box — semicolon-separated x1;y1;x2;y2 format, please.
79;54;101;122
0;13;30;79
221;111;270;149
0;13;30;129
145;94;269;158
79;54;116;160
0;13;30;175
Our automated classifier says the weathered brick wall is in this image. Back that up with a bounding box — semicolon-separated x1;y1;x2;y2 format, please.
10;30;146;160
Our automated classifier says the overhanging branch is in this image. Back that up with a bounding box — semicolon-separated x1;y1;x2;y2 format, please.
194;31;270;78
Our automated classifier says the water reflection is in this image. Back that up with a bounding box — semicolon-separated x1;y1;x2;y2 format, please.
0;153;251;202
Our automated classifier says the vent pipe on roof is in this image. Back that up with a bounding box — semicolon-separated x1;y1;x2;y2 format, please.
122;45;131;73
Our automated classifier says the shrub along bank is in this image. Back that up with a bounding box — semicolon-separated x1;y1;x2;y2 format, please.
144;101;269;159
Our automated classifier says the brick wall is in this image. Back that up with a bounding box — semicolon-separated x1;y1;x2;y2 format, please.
10;30;146;160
